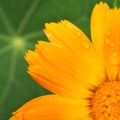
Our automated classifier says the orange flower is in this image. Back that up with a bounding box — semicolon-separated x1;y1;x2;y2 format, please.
10;2;120;120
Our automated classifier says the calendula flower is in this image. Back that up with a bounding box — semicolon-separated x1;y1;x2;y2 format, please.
10;2;120;120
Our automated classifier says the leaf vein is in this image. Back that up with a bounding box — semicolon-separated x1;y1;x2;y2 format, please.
23;30;43;40
16;0;42;34
0;49;18;105
0;45;12;56
0;5;14;35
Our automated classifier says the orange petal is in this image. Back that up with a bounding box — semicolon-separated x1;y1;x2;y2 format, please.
91;2;120;80
91;2;110;63
9;94;91;120
25;42;92;99
44;20;85;53
44;20;105;84
103;8;120;80
25;20;106;98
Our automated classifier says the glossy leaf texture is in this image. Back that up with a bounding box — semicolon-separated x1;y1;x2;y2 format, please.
0;0;118;119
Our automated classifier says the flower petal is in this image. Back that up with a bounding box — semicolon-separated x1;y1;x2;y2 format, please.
44;20;105;84
25;20;105;98
25;38;105;98
103;8;120;80
91;2;120;80
91;2;110;63
10;94;91;120
44;20;93;55
25;43;92;99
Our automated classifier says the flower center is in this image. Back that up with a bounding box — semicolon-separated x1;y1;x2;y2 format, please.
91;80;120;120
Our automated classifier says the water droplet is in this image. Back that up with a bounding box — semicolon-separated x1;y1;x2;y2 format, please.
82;42;90;49
107;30;111;35
109;52;120;66
110;42;115;47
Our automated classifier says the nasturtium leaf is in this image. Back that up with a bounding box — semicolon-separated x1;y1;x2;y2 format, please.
0;0;117;119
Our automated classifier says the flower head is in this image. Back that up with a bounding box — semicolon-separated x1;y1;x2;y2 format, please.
10;2;120;120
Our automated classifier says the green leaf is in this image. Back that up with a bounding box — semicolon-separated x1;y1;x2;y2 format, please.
0;0;116;119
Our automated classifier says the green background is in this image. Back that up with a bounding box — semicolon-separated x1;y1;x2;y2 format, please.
0;0;119;119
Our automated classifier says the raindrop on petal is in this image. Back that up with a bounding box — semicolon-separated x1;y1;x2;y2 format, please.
107;30;111;35
110;42;115;47
82;42;90;49
109;52;120;66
